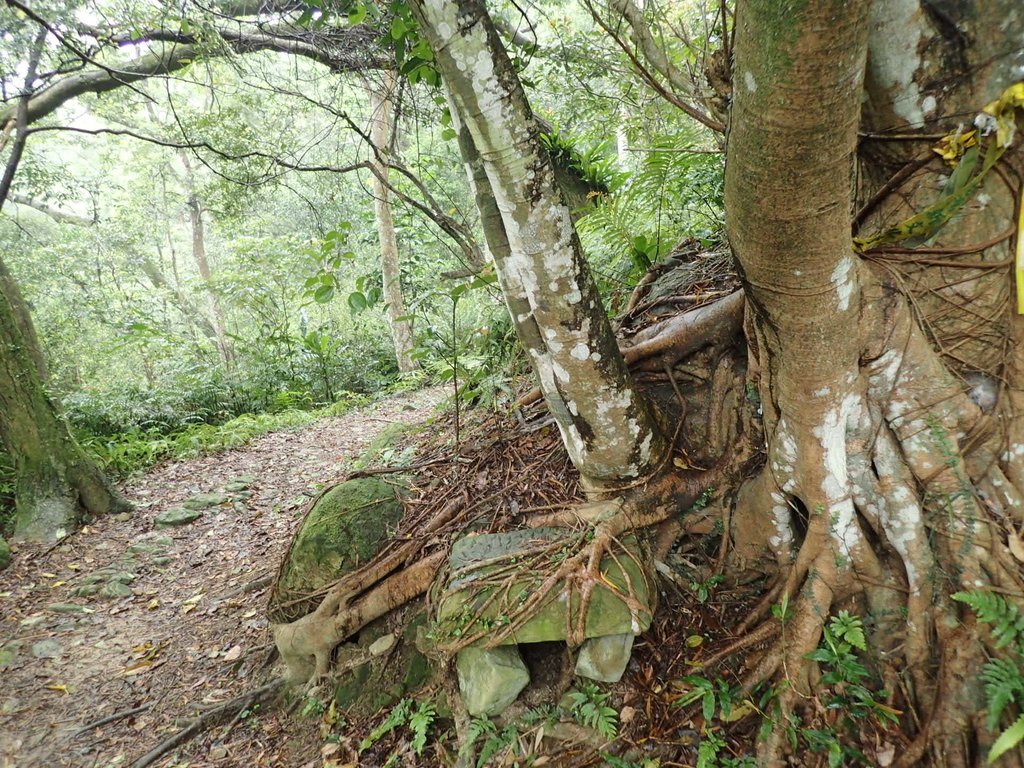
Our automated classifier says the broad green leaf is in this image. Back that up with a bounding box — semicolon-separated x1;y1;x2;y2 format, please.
313;285;335;303
348;291;367;312
989;713;1024;763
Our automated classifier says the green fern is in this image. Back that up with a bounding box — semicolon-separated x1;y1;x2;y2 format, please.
990;713;1024;764
954;590;1024;762
981;658;1024;731
359;698;411;753
408;700;436;755
476;723;519;767
953;591;1024;650
566;683;619;739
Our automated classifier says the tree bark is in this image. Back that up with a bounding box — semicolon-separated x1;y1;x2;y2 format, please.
178;153;234;366
725;1;1024;762
368;72;418;374
410;0;665;487
0;259;131;541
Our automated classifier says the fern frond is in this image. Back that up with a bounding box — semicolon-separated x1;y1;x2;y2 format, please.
953;590;1024;650
981;657;1024;731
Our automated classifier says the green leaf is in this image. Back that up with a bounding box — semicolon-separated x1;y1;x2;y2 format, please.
989;713;1024;763
348;291;368;312
701;692;715;724
390;17;408;40
348;3;367;24
313;285;335;303
441;127;457;141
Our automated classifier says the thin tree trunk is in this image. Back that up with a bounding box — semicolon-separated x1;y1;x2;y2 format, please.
179;153;234;366
368;72;418;374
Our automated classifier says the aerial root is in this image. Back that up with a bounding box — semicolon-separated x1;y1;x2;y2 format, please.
273;550;446;681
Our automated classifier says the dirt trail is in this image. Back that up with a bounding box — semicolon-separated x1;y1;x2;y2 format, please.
0;386;445;768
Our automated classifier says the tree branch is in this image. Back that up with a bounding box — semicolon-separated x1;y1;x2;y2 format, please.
0;22;386;128
5;194;95;226
582;0;724;133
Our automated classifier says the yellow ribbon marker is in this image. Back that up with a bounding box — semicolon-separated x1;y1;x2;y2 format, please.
855;81;1024;254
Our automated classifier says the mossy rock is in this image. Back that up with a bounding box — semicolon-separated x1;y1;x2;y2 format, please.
0;537;10;571
333;609;436;717
434;528;654;647
269;477;407;622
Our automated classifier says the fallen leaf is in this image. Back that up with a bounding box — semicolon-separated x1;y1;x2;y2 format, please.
50;581;66;588
147;598;161;610
720;700;757;723
45;684;70;694
1008;529;1024;563
223;645;243;662
874;741;896;767
321;743;340;758
123;660;154;675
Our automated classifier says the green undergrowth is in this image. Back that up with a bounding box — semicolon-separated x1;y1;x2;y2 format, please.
78;391;376;477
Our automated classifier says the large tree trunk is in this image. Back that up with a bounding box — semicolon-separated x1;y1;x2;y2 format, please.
368;72;419;374
0;258;131;542
726;1;1024;764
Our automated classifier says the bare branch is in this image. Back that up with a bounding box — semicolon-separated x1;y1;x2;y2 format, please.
0;19;386;128
582;0;724;133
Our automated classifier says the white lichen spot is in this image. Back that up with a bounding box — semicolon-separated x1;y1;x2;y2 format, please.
637;430;654;467
590;352;602;362
814;386;831;398
830;256;855;311
744;71;757;92
867;0;926;125
922;94;937;114
769;494;794;552
570;343;590;361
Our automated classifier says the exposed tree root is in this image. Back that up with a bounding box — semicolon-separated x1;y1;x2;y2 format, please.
72;703;152;739
517;290;744;407
731;287;1024;766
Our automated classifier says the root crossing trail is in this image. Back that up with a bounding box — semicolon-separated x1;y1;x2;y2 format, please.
0;386;444;768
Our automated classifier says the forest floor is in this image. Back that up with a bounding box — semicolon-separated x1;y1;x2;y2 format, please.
0;383;783;768
0;385;446;768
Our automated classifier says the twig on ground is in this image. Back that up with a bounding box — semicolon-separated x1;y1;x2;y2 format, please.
129;678;286;768
72;703;152;738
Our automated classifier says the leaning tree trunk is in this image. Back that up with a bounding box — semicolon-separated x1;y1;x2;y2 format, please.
0;258;131;542
271;0;702;680
410;0;664;487
727;0;1024;764
368;71;419;374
